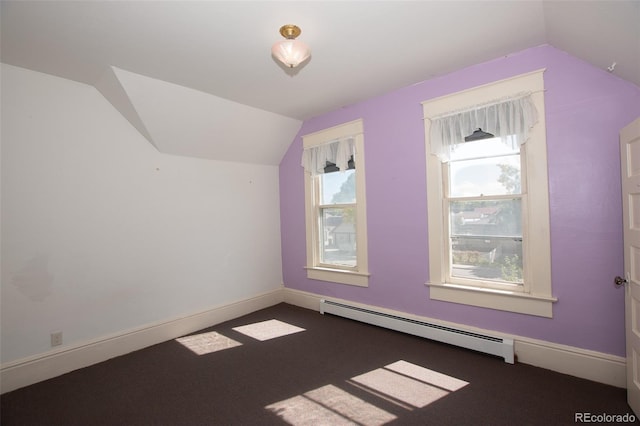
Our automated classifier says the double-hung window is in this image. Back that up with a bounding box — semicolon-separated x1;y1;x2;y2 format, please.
301;119;369;287
423;70;556;317
446;133;524;290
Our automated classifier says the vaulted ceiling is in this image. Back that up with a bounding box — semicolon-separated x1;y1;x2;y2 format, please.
2;1;639;165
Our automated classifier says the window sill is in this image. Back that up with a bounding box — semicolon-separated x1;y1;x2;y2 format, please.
426;282;557;318
306;267;369;287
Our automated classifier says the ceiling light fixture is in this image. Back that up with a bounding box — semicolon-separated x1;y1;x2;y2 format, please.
271;25;311;68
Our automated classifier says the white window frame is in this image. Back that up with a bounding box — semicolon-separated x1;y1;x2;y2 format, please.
422;70;556;317
302;119;369;286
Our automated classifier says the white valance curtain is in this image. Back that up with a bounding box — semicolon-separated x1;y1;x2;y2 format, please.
430;93;538;162
301;136;355;176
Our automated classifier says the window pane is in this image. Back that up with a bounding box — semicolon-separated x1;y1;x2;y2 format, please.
320;207;356;267
320;170;356;204
451;237;523;284
450;199;522;237
449;154;520;197
449;198;523;284
449;136;519;161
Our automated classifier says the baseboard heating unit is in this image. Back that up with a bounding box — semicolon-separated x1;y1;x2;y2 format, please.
320;299;514;364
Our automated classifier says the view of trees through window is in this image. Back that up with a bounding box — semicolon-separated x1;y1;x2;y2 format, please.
319;170;357;267
448;137;524;285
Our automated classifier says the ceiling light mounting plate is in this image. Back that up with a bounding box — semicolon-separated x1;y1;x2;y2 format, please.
279;25;302;40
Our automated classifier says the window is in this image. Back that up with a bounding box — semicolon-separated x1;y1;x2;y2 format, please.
302;119;369;286
423;70;556;317
447;134;524;290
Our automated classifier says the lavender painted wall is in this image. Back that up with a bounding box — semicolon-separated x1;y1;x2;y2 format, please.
279;45;640;357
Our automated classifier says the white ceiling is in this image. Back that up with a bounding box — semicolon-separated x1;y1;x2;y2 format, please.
2;1;639;165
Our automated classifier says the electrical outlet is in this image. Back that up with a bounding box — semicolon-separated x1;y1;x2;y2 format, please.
51;331;63;347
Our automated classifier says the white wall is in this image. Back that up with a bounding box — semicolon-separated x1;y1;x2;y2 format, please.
1;64;283;363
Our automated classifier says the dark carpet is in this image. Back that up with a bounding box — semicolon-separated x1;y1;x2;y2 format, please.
1;303;636;425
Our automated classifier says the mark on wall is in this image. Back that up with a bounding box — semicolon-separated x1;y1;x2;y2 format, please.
12;254;54;301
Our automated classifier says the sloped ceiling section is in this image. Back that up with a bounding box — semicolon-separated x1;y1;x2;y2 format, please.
542;1;640;87
95;66;301;166
95;67;158;150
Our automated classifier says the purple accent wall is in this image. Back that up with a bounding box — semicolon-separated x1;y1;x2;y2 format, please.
279;45;640;357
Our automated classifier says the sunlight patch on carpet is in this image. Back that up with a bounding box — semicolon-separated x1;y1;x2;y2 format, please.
265;360;468;424
385;360;468;392
232;319;305;341
265;384;396;426
176;331;242;355
350;360;469;409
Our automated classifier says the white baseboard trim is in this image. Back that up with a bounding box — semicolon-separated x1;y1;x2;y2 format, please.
514;338;625;388
283;286;322;311
1;288;284;394
3;287;625;393
283;288;626;388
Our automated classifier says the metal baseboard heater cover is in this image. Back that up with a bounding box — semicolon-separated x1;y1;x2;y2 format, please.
320;299;514;364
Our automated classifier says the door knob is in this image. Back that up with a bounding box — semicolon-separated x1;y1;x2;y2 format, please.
614;276;628;287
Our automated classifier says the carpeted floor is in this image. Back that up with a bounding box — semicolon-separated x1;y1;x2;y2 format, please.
1;303;636;425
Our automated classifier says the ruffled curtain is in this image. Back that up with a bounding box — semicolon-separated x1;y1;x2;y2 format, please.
301;136;355;176
430;93;538;162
